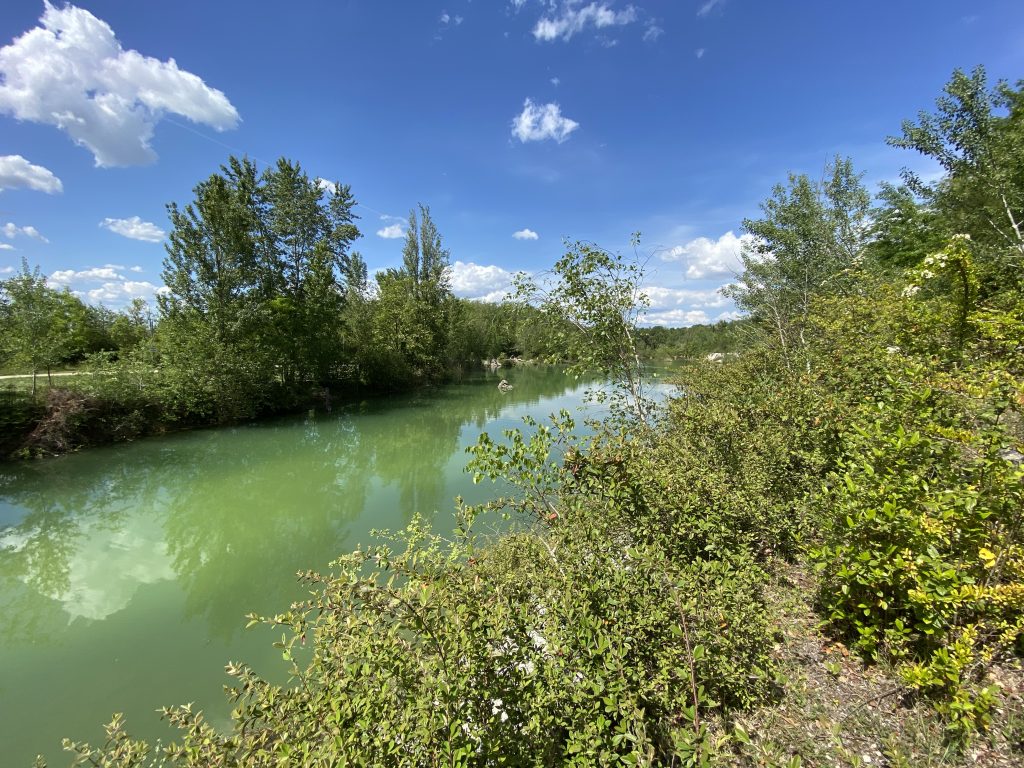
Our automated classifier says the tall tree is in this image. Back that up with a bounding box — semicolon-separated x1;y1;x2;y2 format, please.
373;205;457;380
161;156;264;341
161;156;362;393
889;66;1024;280
260;160;360;382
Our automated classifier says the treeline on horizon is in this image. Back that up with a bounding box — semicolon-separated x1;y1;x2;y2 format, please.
0;155;738;458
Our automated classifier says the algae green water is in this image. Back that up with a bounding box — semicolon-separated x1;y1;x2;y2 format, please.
0;367;607;766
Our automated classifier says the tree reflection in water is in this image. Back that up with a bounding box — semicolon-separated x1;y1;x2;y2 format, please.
0;367;595;766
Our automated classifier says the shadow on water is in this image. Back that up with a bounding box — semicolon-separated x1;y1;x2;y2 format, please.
0;366;595;765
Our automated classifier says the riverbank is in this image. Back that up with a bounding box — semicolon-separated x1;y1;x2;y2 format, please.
0;360;532;461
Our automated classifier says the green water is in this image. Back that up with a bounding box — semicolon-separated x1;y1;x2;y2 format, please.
0;366;602;766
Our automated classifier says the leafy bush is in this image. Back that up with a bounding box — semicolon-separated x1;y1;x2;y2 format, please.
811;255;1024;737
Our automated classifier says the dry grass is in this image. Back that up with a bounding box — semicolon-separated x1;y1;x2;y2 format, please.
724;563;1024;767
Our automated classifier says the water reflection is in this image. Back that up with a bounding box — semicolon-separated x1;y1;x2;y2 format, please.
0;367;586;646
0;367;607;765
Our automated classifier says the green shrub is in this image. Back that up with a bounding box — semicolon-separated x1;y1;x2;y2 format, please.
812;353;1024;737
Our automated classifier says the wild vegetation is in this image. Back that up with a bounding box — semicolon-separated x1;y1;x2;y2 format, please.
26;66;1024;766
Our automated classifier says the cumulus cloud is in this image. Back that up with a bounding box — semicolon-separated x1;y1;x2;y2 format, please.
0;155;63;194
512;99;579;143
450;260;516;302
0;2;240;167
377;223;405;239
2;222;48;243
642;286;729;311
513;228;539;240
50;266;124;285
658;231;751;279
316;178;337;195
48;264;168;304
642;308;711;327
100;216;165;243
533;2;638;42
0;243;15;251
85;280;167;304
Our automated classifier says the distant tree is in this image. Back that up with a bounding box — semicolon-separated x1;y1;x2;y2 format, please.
726;156;870;368
0;260;74;394
261;160;360;382
344;252;369;298
108;298;154;352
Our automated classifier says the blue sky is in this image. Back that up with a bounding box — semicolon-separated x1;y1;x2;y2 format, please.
1;1;1023;325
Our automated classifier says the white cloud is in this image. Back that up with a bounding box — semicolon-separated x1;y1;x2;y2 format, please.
513;228;539;240
695;48;706;59
450;260;516;302
50;266;125;285
512;98;579;143
377;223;405;239
100;216;165;243
642;308;710;327
658;231;751;279
643;23;664;42
48;265;167;304
2;222;48;243
533;2;638;42
0;3;240;167
697;0;724;17
0;243;14;251
641;307;743;327
642;286;729;311
85;280;167;304
316;178;337;195
0;264;14;272
550;77;561;86
0;155;63;194
45;263;167;304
